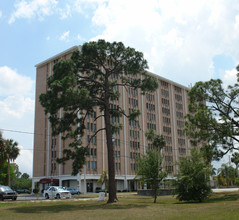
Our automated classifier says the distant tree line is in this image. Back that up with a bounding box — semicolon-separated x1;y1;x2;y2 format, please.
0;132;31;190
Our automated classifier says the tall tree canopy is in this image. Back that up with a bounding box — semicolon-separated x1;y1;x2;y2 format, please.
40;40;158;203
185;77;239;163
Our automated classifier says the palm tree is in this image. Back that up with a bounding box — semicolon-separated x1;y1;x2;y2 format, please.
217;163;237;186
5;139;20;187
0;132;5;167
231;152;239;175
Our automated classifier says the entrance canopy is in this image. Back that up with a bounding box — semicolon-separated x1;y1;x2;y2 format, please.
39;178;59;184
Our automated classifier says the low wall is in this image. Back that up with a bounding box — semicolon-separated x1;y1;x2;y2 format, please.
137;189;173;196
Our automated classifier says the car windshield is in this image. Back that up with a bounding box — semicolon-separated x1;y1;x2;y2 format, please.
0;186;12;191
56;187;66;191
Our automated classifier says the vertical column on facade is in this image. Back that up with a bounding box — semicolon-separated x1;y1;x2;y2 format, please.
101;66;105;172
141;74;146;154
157;86;162;134
184;89;191;156
58;108;62;182
157;86;163;158
77;172;81;193
46;62;52;178
102;112;105;171
122;84;128;190
83;165;87;194
77;99;81;192
171;85;179;172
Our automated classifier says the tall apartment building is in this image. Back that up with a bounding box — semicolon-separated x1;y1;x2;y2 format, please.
32;46;191;193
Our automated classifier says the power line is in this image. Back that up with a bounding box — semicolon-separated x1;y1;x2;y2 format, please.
1;128;190;155
0;128;41;136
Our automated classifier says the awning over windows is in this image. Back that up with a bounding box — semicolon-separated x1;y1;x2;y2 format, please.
39;178;59;184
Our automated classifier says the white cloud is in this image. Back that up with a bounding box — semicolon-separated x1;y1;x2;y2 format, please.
73;0;107;15
0;66;35;175
58;4;71;19
15;146;33;176
0;10;2;19
77;34;86;42
0;66;34;119
9;0;58;24
0;66;34;97
0;96;34;120
59;30;70;42
70;0;239;86
222;68;238;87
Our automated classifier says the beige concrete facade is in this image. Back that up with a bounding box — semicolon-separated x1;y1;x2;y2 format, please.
32;46;192;193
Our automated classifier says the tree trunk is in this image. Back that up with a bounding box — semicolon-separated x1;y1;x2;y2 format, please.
7;157;10;187
153;182;157;203
105;108;117;203
104;76;118;203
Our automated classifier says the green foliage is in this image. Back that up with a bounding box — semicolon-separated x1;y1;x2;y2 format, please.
136;131;167;203
185;77;239;163
217;163;238;186
231;152;239;169
0;163;20;187
145;129;166;150
0;135;20;187
4;139;20;187
14;173;32;190
97;170;108;196
173;149;212;202
40;39;158;203
0;132;5;167
0;162;8;185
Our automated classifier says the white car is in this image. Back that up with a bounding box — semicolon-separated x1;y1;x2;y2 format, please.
43;186;72;199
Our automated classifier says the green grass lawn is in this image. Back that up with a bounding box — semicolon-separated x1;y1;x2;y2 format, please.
0;192;239;220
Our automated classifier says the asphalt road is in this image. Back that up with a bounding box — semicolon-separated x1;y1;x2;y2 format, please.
0;194;99;202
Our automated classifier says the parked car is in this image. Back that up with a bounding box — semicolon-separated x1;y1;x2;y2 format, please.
63;187;80;195
43;186;72;199
95;187;102;193
0;185;17;201
16;189;31;194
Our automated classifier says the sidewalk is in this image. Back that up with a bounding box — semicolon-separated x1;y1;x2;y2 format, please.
212;188;239;193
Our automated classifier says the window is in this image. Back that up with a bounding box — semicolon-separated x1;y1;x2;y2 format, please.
174;86;182;93
163;126;171;134
176;103;183;110
179;148;186;155
165;156;173;163
176;111;183;118
161;80;168;88
178;138;186;146
165;146;172;153
161;89;169;97
175;94;182;101
162;107;170;115
166;166;173;173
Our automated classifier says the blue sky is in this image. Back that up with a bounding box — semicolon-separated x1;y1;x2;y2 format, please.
0;0;239;175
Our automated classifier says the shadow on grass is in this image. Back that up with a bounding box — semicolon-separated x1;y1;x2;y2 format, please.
9;202;149;214
206;193;239;203
173;192;239;205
